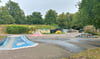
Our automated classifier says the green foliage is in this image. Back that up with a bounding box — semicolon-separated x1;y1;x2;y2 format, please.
57;12;67;28
70;0;100;30
0;7;15;24
0;36;6;39
32;12;43;24
78;0;100;28
6;0;25;24
0;0;99;30
92;0;100;28
28;25;58;29
84;25;97;35
26;12;44;24
45;9;57;25
6;25;29;34
57;12;73;29
5;24;58;34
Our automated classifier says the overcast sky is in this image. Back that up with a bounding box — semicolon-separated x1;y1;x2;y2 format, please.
0;0;80;16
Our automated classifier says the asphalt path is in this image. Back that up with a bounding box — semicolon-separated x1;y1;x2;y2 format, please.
29;37;100;53
0;35;100;59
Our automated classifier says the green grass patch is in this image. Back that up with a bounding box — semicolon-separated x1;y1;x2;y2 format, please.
66;48;100;59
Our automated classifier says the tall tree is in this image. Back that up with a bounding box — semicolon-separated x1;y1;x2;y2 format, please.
78;0;100;28
26;15;33;24
92;0;100;28
26;12;43;24
71;12;84;29
31;12;43;24
0;7;15;24
57;12;73;28
81;0;94;25
66;12;73;28
6;0;25;24
57;12;67;28
45;9;57;25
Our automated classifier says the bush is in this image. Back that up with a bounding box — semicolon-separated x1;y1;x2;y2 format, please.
6;25;29;34
84;25;97;35
5;24;59;34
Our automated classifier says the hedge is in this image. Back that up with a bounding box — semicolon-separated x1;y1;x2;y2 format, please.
5;24;59;34
6;25;29;34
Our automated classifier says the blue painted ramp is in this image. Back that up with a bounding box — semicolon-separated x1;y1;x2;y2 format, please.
0;35;38;50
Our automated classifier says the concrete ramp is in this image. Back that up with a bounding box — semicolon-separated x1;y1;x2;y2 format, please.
0;35;38;50
3;37;14;48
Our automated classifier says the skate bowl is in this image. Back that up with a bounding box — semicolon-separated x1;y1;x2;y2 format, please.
0;35;38;50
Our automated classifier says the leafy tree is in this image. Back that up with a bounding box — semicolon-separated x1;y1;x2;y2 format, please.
66;12;73;28
57;12;73;29
71;12;83;29
44;9;57;25
26;12;43;24
57;12;67;28
78;0;100;28
26;15;32;24
0;7;15;24
79;0;93;26
92;0;100;28
6;0;25;24
31;12;43;24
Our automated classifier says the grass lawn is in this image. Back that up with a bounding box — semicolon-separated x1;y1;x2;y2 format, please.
64;48;100;59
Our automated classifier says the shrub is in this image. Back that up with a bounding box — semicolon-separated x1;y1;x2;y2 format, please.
6;25;29;34
84;25;97;35
5;24;59;34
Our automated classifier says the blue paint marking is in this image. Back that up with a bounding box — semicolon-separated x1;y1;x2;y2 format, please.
0;36;38;50
0;38;6;45
1;37;10;48
12;36;37;48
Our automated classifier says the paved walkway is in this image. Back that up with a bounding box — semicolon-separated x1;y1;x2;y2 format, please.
29;38;100;53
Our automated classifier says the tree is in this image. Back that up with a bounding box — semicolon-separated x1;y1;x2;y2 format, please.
66;12;73;28
57;12;67;28
26;12;43;24
78;0;100;28
0;7;15;24
71;12;83;29
6;0;25;24
57;12;73;29
44;9;57;25
26;15;32;24
92;0;100;28
31;12;43;24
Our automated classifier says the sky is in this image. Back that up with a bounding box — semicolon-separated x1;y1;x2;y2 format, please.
0;0;80;16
